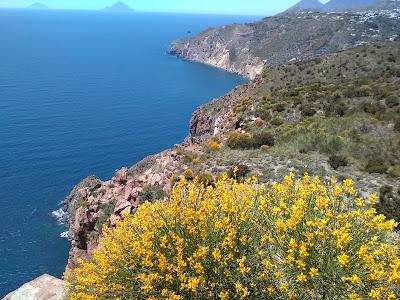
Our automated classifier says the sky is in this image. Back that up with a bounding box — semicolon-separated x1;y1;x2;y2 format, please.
0;0;330;15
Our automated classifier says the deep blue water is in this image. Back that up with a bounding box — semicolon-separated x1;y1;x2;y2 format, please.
0;10;257;295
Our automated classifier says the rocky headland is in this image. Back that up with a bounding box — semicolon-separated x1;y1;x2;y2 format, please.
169;8;400;78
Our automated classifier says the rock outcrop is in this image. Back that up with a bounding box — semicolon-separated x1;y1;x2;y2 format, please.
2;275;65;300
169;9;400;78
64;149;189;269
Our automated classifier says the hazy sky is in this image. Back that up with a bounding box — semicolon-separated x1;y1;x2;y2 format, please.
0;0;330;15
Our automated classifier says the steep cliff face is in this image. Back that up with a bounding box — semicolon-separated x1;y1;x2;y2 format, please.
63;150;186;268
169;9;400;78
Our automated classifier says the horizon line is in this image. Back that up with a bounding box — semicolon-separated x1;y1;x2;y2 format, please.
0;7;272;17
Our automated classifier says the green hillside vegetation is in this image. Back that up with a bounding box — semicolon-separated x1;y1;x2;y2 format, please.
179;42;400;222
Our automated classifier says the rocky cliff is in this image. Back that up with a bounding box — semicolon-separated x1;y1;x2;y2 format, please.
64;39;400;270
169;9;400;78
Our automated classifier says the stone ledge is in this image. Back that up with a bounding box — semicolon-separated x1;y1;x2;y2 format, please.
2;274;65;300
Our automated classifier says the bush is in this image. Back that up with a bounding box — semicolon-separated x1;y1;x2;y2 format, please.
198;172;214;186
301;105;317;117
365;159;389;174
252;131;275;147
377;186;400;230
363;102;386;115
228;164;250;180
271;117;284;126
66;174;400;300
385;95;399;108
328;155;348;170
254;118;265;127
176;149;198;164
226;132;253;149
324;101;348;117
395;119;400;132
343;86;357;98
183;169;195;181
388;165;400;178
273;103;286;112
356;85;372;97
206;139;221;151
94;203;115;233
139;184;167;204
170;174;180;188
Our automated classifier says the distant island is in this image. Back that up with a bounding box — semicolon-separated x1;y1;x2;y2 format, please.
104;2;134;12
27;2;49;9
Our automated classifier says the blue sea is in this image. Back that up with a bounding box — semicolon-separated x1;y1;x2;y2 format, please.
0;9;257;295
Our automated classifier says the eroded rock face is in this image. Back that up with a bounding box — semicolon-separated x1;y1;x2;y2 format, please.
189;76;263;140
64;150;185;269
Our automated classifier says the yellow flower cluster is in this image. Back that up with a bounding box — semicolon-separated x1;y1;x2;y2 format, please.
65;173;400;300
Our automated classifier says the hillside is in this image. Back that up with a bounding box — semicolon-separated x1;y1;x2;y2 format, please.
64;41;400;269
169;9;400;78
288;0;400;11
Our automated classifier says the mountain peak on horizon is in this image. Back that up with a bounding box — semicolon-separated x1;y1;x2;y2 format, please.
27;2;49;9
288;0;325;11
104;2;134;12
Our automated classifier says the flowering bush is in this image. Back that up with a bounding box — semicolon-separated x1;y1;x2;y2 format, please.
65;173;400;300
206;139;221;151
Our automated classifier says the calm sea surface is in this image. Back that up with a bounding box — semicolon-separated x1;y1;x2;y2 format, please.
0;10;258;295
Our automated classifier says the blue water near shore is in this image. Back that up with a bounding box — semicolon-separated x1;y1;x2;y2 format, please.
0;10;257;295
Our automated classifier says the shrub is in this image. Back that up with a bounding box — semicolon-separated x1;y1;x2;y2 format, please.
183;169;195;181
328;155;348;170
74;198;89;210
255;109;272;122
388;165;400;178
254;118;265;127
385;95;399;108
363;102;386;115
139;184;167;204
170;174;180;188
301;105;317;117
260;145;270;152
226;132;253;149
395;119;400;132
343;86;357;98
65;174;400;300
94;203;115;233
365;158;389;174
324;101;347;116
357;85;372;97
373;86;389;100
228;164;250;180
206;139;221;151
198;172;214;186
273;103;286;112
271;116;284;126
377;186;400;229
252;131;275;147
176;149;198;164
